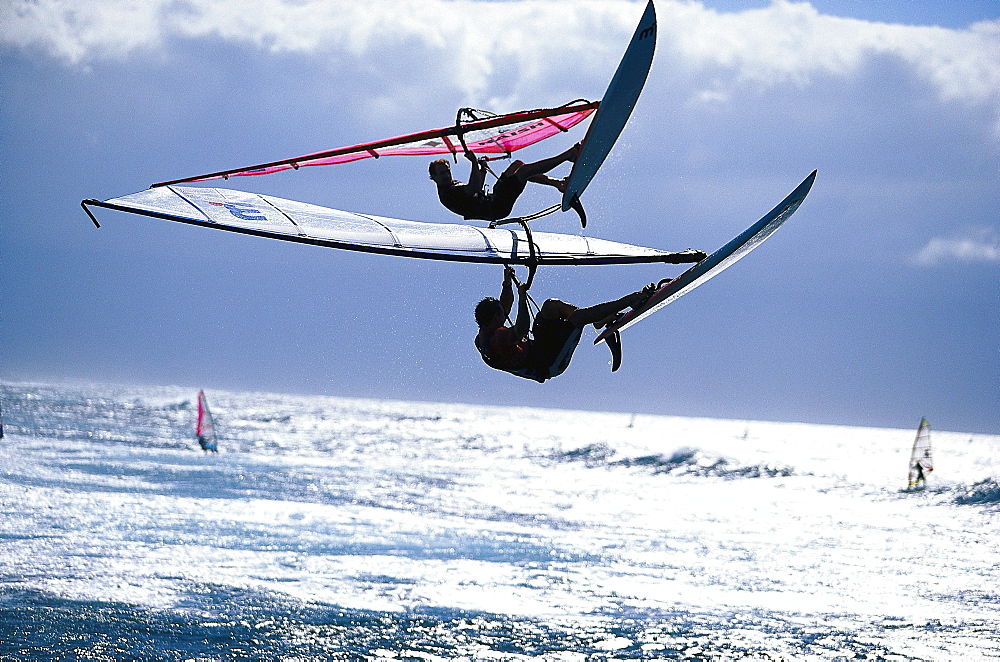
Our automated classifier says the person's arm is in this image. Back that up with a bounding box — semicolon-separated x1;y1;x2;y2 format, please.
513;282;530;339
465;150;486;193
479;269;516;337
498;266;515;319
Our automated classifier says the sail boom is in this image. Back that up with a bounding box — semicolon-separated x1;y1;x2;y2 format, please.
151;101;598;188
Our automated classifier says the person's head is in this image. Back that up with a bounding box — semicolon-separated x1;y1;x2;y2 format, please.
428;159;451;183
475;297;503;327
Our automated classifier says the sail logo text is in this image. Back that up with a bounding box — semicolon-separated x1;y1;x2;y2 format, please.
209;201;268;222
477;120;548;147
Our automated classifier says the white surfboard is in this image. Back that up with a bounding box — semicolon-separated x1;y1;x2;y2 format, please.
561;0;657;214
595;170;817;343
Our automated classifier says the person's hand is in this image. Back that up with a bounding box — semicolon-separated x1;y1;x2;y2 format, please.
503;265;515;281
464;150;478;163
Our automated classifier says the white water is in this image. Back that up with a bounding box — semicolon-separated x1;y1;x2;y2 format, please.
2;382;999;659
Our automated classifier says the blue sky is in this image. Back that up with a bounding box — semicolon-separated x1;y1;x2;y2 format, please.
2;0;998;434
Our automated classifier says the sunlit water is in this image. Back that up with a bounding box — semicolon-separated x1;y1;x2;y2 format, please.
2;382;999;660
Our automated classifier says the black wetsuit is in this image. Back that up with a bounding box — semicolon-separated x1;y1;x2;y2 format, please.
437;175;528;221
475;317;582;383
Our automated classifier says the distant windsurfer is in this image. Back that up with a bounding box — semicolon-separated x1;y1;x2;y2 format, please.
430;144;588;226
475;267;661;382
911;457;931;488
195;390;218;453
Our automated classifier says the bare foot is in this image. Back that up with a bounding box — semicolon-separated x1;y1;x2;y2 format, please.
593;312;618;329
628;283;658;308
567;142;582;163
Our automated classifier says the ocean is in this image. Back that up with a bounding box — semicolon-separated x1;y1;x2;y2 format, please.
1;382;998;660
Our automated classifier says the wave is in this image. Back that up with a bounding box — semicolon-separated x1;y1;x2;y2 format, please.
555;442;617;467
549;443;795;480
0;587;945;661
249;414;291;423
954;478;1000;505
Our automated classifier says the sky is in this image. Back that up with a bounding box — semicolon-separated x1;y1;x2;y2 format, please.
1;0;998;434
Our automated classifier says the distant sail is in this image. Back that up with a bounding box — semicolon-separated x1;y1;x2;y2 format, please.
906;417;932;490
196;390;218;453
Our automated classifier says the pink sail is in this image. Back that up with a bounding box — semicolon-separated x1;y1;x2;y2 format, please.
196;390;217;452
152;101;597;187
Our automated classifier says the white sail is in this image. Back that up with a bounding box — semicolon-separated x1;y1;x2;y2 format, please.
83;186;701;267
907;417;932;490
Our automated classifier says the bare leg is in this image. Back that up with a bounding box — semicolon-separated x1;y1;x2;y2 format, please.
566;290;647;328
592;311;620;329
529;170;587;228
527;174;565;190
536;298;578;321
510;143;580;182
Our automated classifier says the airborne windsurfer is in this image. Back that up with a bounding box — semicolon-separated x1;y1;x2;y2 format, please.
430;144;588;226
475;267;662;382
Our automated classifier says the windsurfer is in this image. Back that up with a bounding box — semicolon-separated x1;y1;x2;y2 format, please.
474;267;657;382
430;144;588;225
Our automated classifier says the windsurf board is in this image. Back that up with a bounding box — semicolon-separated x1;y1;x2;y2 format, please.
561;0;657;214
596;170;817;343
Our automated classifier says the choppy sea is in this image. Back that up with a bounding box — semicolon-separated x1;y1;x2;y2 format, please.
1;382;999;660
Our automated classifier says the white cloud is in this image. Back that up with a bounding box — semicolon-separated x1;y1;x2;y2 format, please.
912;228;1000;267
3;0;999;113
0;0;641;107
664;2;1000;102
0;0;167;62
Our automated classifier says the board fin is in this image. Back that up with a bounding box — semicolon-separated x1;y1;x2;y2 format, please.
606;330;623;371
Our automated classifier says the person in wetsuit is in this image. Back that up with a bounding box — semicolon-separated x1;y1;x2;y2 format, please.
474;267;659;382
429;143;588;226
